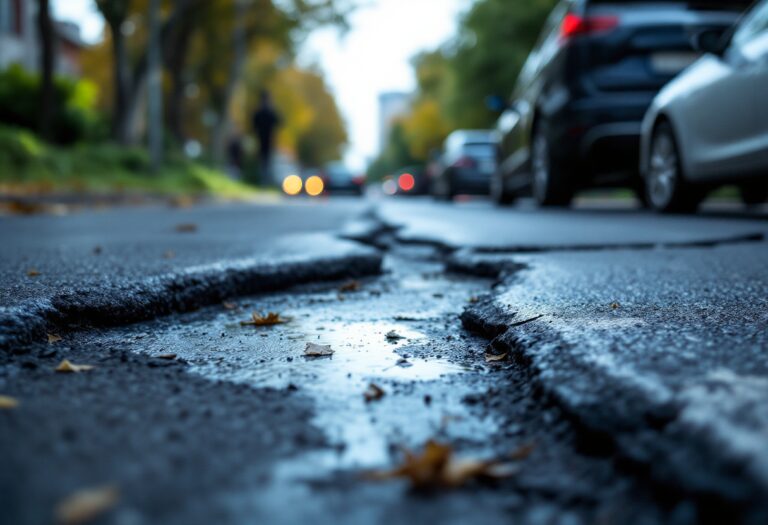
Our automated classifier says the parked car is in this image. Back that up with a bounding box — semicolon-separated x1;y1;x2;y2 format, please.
640;0;768;213
320;162;366;196
431;130;499;200
492;0;750;207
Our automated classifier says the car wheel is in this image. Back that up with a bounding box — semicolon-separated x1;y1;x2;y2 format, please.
531;123;573;207
646;123;701;214
739;180;768;206
491;169;515;206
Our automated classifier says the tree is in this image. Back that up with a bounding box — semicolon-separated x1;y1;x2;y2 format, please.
37;0;55;140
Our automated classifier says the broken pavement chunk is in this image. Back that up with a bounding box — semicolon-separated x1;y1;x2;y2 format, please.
304;342;334;357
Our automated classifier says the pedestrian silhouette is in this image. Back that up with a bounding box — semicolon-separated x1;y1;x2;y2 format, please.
252;90;281;184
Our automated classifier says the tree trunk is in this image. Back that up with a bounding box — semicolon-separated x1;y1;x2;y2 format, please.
37;0;55;141
109;22;132;144
147;0;163;169
166;19;195;143
211;1;248;166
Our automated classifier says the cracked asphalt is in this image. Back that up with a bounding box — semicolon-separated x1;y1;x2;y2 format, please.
1;197;767;524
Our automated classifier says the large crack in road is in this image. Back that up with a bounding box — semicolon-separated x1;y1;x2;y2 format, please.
1;225;694;525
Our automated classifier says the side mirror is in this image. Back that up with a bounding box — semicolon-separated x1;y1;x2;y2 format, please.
485;95;508;113
692;28;728;56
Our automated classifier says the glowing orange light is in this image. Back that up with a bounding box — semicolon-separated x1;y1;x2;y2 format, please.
282;175;303;196
398;173;415;192
305;175;325;197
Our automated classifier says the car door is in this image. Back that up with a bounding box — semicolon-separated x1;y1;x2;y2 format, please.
731;1;768;172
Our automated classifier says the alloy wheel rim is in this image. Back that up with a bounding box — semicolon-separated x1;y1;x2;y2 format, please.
648;131;678;209
532;132;549;202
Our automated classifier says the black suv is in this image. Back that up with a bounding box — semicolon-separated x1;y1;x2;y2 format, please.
492;0;750;207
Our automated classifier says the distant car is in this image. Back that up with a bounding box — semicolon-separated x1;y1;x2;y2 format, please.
640;0;768;213
321;162;365;196
493;0;749;207
431;130;499;200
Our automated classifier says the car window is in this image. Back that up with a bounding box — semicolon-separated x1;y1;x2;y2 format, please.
732;0;768;48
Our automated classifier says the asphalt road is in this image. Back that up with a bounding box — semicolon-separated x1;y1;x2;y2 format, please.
2;196;767;524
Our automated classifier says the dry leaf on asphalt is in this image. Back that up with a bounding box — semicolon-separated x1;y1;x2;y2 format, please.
27;268;41;277
175;223;198;233
369;440;519;489
240;312;289;327
0;395;19;409
363;383;385;403
484;352;508;363
339;280;361;292
304;342;334;357
55;485;119;525
55;360;95;373
610;302;621;310
48;333;62;344
386;330;405;341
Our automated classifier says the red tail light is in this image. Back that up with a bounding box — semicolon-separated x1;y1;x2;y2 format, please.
560;13;618;42
452;156;476;169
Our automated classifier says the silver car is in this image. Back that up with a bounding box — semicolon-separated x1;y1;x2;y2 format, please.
640;0;768;213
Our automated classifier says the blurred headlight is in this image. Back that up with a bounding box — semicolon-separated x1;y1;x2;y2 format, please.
282;175;303;196
305;175;324;197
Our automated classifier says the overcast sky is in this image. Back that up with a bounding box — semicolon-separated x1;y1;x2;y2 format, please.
52;0;470;169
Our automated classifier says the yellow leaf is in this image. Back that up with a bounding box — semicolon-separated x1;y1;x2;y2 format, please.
0;395;19;409
48;333;63;344
240;312;288;327
55;360;95;373
304;342;334;357
363;383;385;403
55;485;119;525
484;352;508;363
369;440;519;489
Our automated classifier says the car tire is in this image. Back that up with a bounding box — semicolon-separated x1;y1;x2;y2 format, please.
739;180;768;206
531;122;573;207
491;169;515;206
646;122;702;214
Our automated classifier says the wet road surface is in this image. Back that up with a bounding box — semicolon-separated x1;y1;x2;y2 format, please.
2;197;767;524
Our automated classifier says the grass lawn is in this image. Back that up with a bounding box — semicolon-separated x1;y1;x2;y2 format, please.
0;125;265;199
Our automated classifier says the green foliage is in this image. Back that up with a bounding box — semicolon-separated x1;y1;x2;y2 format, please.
0;125;257;197
448;0;557;128
0;65;103;144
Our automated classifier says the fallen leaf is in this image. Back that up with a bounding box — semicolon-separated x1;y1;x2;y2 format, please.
222;301;238;310
386;330;405;341
55;485;119;525
484;352;508;363
339;280;361;292
369;440;518;489
55;360;95;373
175;223;198;233
27;268;41;277
610;302;621;310
0;395;19;409
48;333;62;344
163;250;176;259
155;354;177;360
363;383;385;403
304;342;334;357
240;312;288;327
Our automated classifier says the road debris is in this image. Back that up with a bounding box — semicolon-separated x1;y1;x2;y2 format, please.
55;485;119;525
27;269;41;277
339;280;361;292
386;330;405;341
363;383;386;403
47;334;62;344
305;342;334;357
484;352;508;363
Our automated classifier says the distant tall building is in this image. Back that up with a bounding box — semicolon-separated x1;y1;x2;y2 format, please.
378;91;411;152
0;0;85;77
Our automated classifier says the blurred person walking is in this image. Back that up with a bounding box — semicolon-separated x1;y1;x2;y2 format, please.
252;90;281;184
